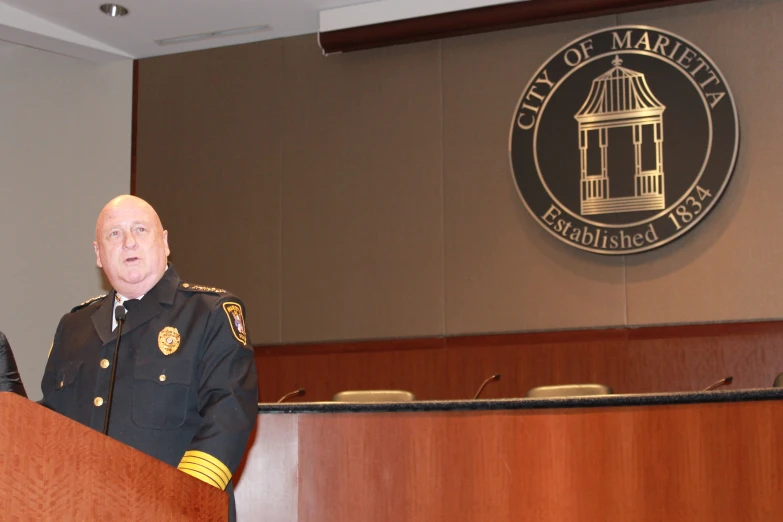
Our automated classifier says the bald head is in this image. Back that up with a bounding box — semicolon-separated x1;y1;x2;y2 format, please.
95;195;163;241
93;195;170;298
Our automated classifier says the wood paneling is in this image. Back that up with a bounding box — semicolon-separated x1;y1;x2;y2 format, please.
256;320;783;403
257;338;448;403
445;329;629;400
237;398;783;521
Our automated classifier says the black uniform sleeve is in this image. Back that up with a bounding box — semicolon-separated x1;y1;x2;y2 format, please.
0;331;27;398
176;297;258;490
38;315;66;409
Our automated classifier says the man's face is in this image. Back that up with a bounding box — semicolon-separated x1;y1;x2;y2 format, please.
93;196;170;298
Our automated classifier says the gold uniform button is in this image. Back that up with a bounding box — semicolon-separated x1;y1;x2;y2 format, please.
100;359;110;369
159;374;167;382
94;397;104;407
59;380;64;388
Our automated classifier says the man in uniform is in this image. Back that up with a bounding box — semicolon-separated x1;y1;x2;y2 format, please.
40;195;258;521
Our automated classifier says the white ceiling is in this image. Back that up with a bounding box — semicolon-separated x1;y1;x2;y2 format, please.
0;0;518;63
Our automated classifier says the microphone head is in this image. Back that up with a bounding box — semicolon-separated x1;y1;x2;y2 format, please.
277;388;307;403
725;376;734;384
473;373;502;400
114;305;127;322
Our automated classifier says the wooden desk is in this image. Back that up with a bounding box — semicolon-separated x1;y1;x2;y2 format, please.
235;389;783;522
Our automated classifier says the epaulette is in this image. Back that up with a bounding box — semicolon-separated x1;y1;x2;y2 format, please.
180;282;226;294
70;294;107;313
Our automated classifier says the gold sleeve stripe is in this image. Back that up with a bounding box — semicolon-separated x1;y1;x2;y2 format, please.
177;450;232;490
181;450;231;483
179;466;223;490
178;461;227;490
183;450;232;481
178;460;226;490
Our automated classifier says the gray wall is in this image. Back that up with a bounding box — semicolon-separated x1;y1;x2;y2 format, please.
0;43;132;400
135;0;782;345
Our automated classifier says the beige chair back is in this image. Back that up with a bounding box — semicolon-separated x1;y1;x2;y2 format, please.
332;390;416;403
526;384;612;398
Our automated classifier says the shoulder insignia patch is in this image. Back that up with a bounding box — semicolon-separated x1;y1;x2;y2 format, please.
181;282;226;294
222;302;247;345
70;294;106;313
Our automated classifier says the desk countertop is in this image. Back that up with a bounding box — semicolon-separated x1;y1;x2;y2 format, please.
257;387;783;414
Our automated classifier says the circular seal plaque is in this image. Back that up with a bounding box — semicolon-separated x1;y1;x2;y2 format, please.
509;26;739;254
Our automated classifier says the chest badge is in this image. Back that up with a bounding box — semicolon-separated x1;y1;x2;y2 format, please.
158;326;181;355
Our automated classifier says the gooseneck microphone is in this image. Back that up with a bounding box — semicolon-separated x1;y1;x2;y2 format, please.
103;301;134;435
473;374;501;400
277;388;306;403
702;376;733;392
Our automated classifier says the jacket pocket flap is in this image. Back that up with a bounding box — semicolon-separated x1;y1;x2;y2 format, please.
134;359;193;385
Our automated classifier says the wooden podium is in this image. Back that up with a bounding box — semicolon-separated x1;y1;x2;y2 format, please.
0;393;227;521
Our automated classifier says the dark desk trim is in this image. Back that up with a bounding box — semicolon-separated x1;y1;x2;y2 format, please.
257;388;783;414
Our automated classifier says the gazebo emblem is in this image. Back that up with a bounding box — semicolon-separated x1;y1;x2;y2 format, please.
574;55;666;216
509;26;739;255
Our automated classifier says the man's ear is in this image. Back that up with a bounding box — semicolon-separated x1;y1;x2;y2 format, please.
93;241;103;268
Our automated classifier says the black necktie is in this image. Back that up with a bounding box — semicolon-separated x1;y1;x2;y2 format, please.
113;299;140;331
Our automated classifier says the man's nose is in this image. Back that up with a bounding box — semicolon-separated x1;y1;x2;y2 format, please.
123;231;138;248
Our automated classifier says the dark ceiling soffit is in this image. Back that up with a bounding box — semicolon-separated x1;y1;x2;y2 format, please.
318;0;714;54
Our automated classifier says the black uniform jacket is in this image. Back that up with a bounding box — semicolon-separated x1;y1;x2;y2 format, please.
40;265;258;509
0;331;27;397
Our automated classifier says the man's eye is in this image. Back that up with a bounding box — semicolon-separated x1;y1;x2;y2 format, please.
109;231;120;237
136;227;147;233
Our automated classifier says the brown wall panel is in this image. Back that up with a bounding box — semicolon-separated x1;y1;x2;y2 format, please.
136;41;283;343
135;0;783;347
625;321;783;393
280;36;445;343
257;337;447;403
444;329;630;399
620;0;783;326
441;16;629;335
257;320;783;403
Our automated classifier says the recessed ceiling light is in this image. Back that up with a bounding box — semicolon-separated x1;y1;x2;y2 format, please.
99;4;129;17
